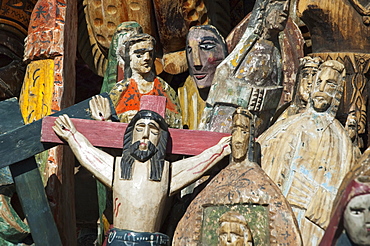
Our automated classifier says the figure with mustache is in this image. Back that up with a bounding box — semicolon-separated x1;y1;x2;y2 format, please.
108;34;182;129
53;110;230;245
257;60;360;245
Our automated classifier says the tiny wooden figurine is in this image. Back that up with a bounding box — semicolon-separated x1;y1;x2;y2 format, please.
52;109;231;245
178;25;228;130
320;173;370;246
173;107;302;245
257;60;360;245
200;0;289;134
108;33;182;128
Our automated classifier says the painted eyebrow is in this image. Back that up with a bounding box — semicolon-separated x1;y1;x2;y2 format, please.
200;36;220;43
133;48;153;53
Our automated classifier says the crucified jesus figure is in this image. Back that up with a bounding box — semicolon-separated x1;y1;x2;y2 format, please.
53;110;230;245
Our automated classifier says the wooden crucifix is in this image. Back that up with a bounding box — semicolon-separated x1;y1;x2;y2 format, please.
42;95;231;245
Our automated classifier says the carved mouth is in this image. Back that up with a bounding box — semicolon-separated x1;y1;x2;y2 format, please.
194;74;207;80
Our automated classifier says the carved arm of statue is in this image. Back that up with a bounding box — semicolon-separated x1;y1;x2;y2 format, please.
169;136;231;195
53;115;114;187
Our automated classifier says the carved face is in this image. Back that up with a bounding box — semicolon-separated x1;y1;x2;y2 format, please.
343;194;370;246
186;27;227;89
129;40;154;76
311;66;341;112
218;222;248;246
132;118;160;151
298;66;318;104
265;0;289;33
231;115;250;161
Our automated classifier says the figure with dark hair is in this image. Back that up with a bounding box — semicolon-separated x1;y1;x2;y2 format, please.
178;25;228;130
53;110;230;245
108;33;182;128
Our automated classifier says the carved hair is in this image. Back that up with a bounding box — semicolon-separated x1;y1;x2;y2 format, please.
120;110;168;181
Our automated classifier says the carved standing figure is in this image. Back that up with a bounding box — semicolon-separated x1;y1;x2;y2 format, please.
101;21;143;93
275;56;322;122
178;25;228;129
200;0;289;135
173;107;302;245
52;110;230;245
109;34;182;128
257;60;360;245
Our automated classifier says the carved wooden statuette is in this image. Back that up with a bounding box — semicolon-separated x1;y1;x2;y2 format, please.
108;33;182;128
320;173;370;246
178;25;228;130
173;108;302;245
275;56;323;122
199;0;289;135
52;107;231;245
297;0;370;148
101;21;143;93
257;60;360;245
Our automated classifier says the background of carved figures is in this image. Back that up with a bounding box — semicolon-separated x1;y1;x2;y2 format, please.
0;0;370;245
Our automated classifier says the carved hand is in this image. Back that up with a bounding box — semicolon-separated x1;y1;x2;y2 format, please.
52;114;77;142
217;136;232;157
89;95;112;121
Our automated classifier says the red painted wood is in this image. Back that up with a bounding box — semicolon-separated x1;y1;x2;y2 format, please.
140;95;166;118
42;117;230;156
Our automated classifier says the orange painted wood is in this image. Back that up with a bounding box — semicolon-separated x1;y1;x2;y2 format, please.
41;117;230;156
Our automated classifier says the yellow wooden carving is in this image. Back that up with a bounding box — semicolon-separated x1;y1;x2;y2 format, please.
19;59;54;124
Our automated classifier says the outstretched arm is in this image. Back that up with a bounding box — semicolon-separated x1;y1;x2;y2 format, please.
53;115;114;188
170;136;231;195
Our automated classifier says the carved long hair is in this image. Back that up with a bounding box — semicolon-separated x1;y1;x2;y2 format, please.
120;110;168;181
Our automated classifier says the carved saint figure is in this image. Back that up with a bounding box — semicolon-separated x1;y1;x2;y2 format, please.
109;34;182;128
173;107;302;245
101;21;143;93
276;56;322;122
320;175;370;246
200;0;289;135
53;110;230;245
257;60;359;245
178;25;228;130
218;211;253;246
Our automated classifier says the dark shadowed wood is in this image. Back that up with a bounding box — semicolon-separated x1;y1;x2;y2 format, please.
41;117;230;156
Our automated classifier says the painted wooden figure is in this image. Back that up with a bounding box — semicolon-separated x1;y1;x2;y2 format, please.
257;60;360;245
199;0;289;135
108;34;182;128
52;110;230;245
173;108;302;245
178;25;228;130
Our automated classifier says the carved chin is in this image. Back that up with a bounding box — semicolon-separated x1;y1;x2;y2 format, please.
312;98;331;112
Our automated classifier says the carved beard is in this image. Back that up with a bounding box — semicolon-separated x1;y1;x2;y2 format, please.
129;141;157;162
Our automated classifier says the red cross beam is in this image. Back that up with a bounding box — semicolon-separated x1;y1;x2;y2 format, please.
41;95;230;156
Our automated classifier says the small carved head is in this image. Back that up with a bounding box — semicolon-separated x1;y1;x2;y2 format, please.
186;25;228;90
127;33;156;76
343;176;370;246
264;0;290;35
231;108;253;162
218;211;253;246
310;60;345;114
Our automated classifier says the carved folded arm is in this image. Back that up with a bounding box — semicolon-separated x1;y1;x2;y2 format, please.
53;115;114;188
169;136;231;195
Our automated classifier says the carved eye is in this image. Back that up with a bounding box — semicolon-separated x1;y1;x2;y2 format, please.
200;43;216;50
136;54;141;58
350;207;365;215
187;46;192;54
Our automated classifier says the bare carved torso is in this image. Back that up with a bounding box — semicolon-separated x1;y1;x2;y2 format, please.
113;158;170;232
